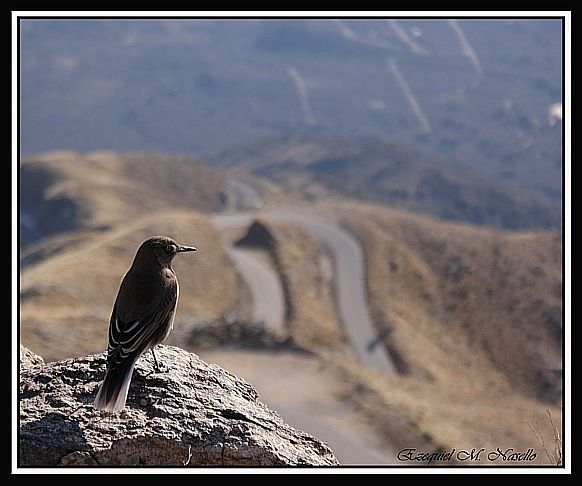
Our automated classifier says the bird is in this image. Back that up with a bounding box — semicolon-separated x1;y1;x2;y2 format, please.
94;236;197;412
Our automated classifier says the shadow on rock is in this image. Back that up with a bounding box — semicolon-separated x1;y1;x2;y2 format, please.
20;412;90;466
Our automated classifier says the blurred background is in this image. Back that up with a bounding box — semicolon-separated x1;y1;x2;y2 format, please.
19;17;563;465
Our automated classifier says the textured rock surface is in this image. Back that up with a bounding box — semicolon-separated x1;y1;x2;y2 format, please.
19;345;338;466
21;344;45;368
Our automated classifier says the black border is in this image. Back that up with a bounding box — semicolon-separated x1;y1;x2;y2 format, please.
14;12;568;473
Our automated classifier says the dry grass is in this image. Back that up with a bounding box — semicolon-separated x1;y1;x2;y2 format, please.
217;199;563;462
235;218;346;353
21;210;239;361
268;220;347;352
332;357;563;464
19;150;564;462
527;409;562;466
313;200;564;463
20;151;240;361
21;150;225;237
338;201;562;402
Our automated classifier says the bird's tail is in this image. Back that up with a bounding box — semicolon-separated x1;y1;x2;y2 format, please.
94;360;136;412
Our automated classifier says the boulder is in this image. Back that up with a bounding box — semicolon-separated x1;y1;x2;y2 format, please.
19;345;338;466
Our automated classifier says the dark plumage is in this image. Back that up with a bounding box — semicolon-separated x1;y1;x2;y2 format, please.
94;236;197;412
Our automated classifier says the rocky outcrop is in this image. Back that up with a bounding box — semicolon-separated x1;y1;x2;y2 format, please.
19;345;338;466
234;220;276;250
20;344;45;367
187;317;304;352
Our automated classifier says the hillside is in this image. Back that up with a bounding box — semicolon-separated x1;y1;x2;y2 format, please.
21;151;226;247
202;200;563;463
19;151;239;361
20;19;562;205
20;211;239;362
234;218;346;352
338;201;562;404
17;149;563;464
212;135;561;230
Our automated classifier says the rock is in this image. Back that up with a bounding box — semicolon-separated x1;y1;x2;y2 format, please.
59;451;99;466
19;345;338;466
187;317;304;352
234;220;276;250
20;345;44;368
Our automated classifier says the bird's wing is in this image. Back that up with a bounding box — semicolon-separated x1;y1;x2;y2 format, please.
106;281;177;369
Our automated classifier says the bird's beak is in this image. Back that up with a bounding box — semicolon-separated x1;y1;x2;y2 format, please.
178;245;197;253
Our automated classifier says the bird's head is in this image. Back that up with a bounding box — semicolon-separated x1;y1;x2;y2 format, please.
135;236;197;269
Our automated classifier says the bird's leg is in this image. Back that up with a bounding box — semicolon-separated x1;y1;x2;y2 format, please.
150;348;165;373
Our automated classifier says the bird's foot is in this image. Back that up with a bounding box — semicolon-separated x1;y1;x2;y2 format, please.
153;362;168;374
150;348;167;374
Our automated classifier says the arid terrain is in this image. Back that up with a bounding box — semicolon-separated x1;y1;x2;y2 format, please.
20;152;239;361
335;201;562;458
19;150;563;465
210;200;562;463
339;202;562;401
212;135;561;230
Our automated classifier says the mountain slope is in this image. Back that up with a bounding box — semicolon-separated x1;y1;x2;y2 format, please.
21;210;240;362
213;135;561;230
338;201;562;403
21;19;562;203
20;150;226;247
19;151;238;361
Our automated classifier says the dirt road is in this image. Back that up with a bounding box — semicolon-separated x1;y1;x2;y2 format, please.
211;208;396;373
201;349;397;464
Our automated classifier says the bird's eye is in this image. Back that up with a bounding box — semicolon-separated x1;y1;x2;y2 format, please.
166;245;175;253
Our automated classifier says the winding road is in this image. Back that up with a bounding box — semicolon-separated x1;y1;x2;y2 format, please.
209;178;398;464
263;208;396;374
213;179;396;373
226;246;285;334
212;212;286;334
